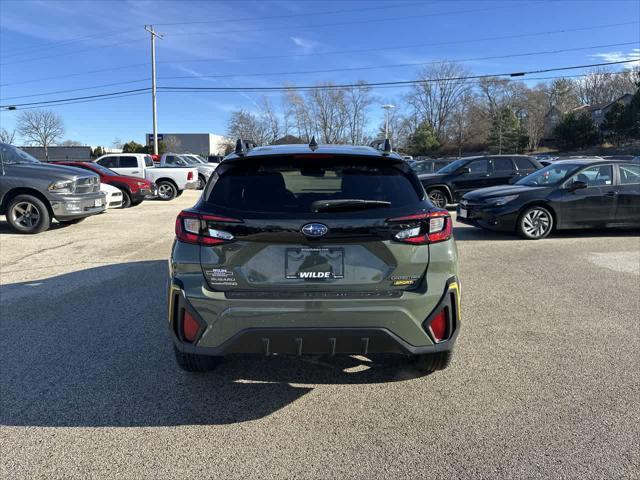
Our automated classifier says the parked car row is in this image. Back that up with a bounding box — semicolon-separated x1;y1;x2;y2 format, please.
0;144;213;234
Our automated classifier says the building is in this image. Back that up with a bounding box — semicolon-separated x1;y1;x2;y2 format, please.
542;93;635;143
146;133;229;156
21;145;92;162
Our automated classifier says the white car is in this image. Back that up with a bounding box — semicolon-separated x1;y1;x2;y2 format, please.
101;183;123;209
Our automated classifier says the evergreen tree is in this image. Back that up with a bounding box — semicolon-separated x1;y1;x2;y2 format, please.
488;107;528;153
553;112;599;150
406;121;440;156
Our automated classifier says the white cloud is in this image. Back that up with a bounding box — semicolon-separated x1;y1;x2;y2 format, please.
290;36;320;54
592;48;640;69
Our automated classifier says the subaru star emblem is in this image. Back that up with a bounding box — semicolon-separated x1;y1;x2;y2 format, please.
301;223;328;237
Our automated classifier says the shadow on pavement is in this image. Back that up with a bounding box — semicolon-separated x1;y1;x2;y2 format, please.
0;260;424;428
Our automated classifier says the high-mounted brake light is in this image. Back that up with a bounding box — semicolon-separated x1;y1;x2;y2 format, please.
175;210;240;246
387;210;452;244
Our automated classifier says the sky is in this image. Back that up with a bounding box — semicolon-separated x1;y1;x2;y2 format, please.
0;0;639;147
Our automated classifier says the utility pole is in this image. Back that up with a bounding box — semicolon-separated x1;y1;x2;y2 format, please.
145;25;163;155
382;104;395;139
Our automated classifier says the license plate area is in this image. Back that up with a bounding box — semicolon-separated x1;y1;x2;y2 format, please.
94;199;103;207
285;247;344;280
459;207;467;218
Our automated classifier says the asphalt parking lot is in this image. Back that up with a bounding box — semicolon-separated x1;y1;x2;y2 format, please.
1;190;638;479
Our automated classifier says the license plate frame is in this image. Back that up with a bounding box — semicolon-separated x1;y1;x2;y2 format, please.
94;199;103;207
285;247;345;279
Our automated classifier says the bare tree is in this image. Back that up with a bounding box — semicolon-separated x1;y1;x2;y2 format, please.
0;128;16;144
258;96;280;144
521;87;549;150
16;110;64;160
543;78;580;112
59;139;83;146
227;109;271;146
343;82;372;144
407;62;472;142
308;85;348;143
285;87;314;142
448;92;477;156
572;67;636;106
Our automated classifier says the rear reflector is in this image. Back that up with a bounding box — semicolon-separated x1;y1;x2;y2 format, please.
182;310;200;342
429;308;447;342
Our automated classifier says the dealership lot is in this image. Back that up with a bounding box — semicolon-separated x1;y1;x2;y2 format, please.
1;190;638;479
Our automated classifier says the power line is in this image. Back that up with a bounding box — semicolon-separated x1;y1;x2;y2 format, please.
2;59;635;109
2;40;634;101
5;71;631;112
167;1;544;38
156;42;639;82
2;20;636;88
153;1;426;27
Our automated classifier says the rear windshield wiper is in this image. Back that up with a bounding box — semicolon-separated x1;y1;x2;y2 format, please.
312;199;391;213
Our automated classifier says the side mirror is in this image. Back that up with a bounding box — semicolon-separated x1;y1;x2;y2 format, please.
568;180;587;191
456;167;471;175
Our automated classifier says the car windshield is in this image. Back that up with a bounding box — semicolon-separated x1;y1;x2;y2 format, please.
88;162;119;175
437;159;467;174
516;163;581;186
0;143;41;164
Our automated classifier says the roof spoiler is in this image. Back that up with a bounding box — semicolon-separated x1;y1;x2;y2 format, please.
234;138;258;156
369;138;393;156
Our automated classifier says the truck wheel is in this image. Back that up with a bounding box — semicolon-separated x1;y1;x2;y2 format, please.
120;190;132;208
427;188;448;208
197;175;206;190
410;351;452;373
59;218;86;226
174;346;221;372
157;181;177;201
6;195;51;234
517;206;553;240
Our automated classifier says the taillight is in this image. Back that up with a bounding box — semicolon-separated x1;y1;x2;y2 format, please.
175;210;240;245
187;171;194;181
387;210;452;244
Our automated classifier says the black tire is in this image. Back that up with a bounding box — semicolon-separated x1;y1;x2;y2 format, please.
173;346;221;372
6;194;51;234
157;181;177;201
176;190;184;197
59;217;86;226
427;188;448;209
410;351;452;373
197;175;206;190
131;200;144;207
517;205;553;240
120;189;132;208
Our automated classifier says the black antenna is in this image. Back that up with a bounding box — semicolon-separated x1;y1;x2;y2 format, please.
382;138;392;155
235;138;246;156
309;136;318;151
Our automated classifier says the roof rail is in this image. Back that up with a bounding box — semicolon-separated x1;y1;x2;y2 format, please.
369;138;393;156
234;138;258;156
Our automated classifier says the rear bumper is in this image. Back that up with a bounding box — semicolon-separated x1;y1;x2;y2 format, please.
169;277;460;356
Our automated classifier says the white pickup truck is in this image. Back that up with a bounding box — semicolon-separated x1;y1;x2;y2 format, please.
94;153;198;200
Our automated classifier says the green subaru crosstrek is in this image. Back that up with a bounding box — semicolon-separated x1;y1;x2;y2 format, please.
168;142;460;373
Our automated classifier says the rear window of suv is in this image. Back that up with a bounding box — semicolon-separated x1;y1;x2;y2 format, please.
207;157;422;213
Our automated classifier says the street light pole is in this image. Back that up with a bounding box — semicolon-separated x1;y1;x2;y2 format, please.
381;104;395;139
145;25;163;155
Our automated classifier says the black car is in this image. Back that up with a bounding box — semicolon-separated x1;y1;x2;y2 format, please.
407;158;452;175
419;155;542;208
457;159;640;239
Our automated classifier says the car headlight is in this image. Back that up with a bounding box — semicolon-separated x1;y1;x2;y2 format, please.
136;181;147;187
48;179;76;193
486;195;518;206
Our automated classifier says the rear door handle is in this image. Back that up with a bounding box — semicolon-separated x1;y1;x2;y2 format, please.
605;191;618;197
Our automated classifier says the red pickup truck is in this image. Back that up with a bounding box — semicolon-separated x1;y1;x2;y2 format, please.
54;161;156;208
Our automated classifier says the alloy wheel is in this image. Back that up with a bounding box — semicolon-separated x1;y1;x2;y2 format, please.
522;208;551;238
428;190;447;208
11;201;41;229
158;184;175;200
